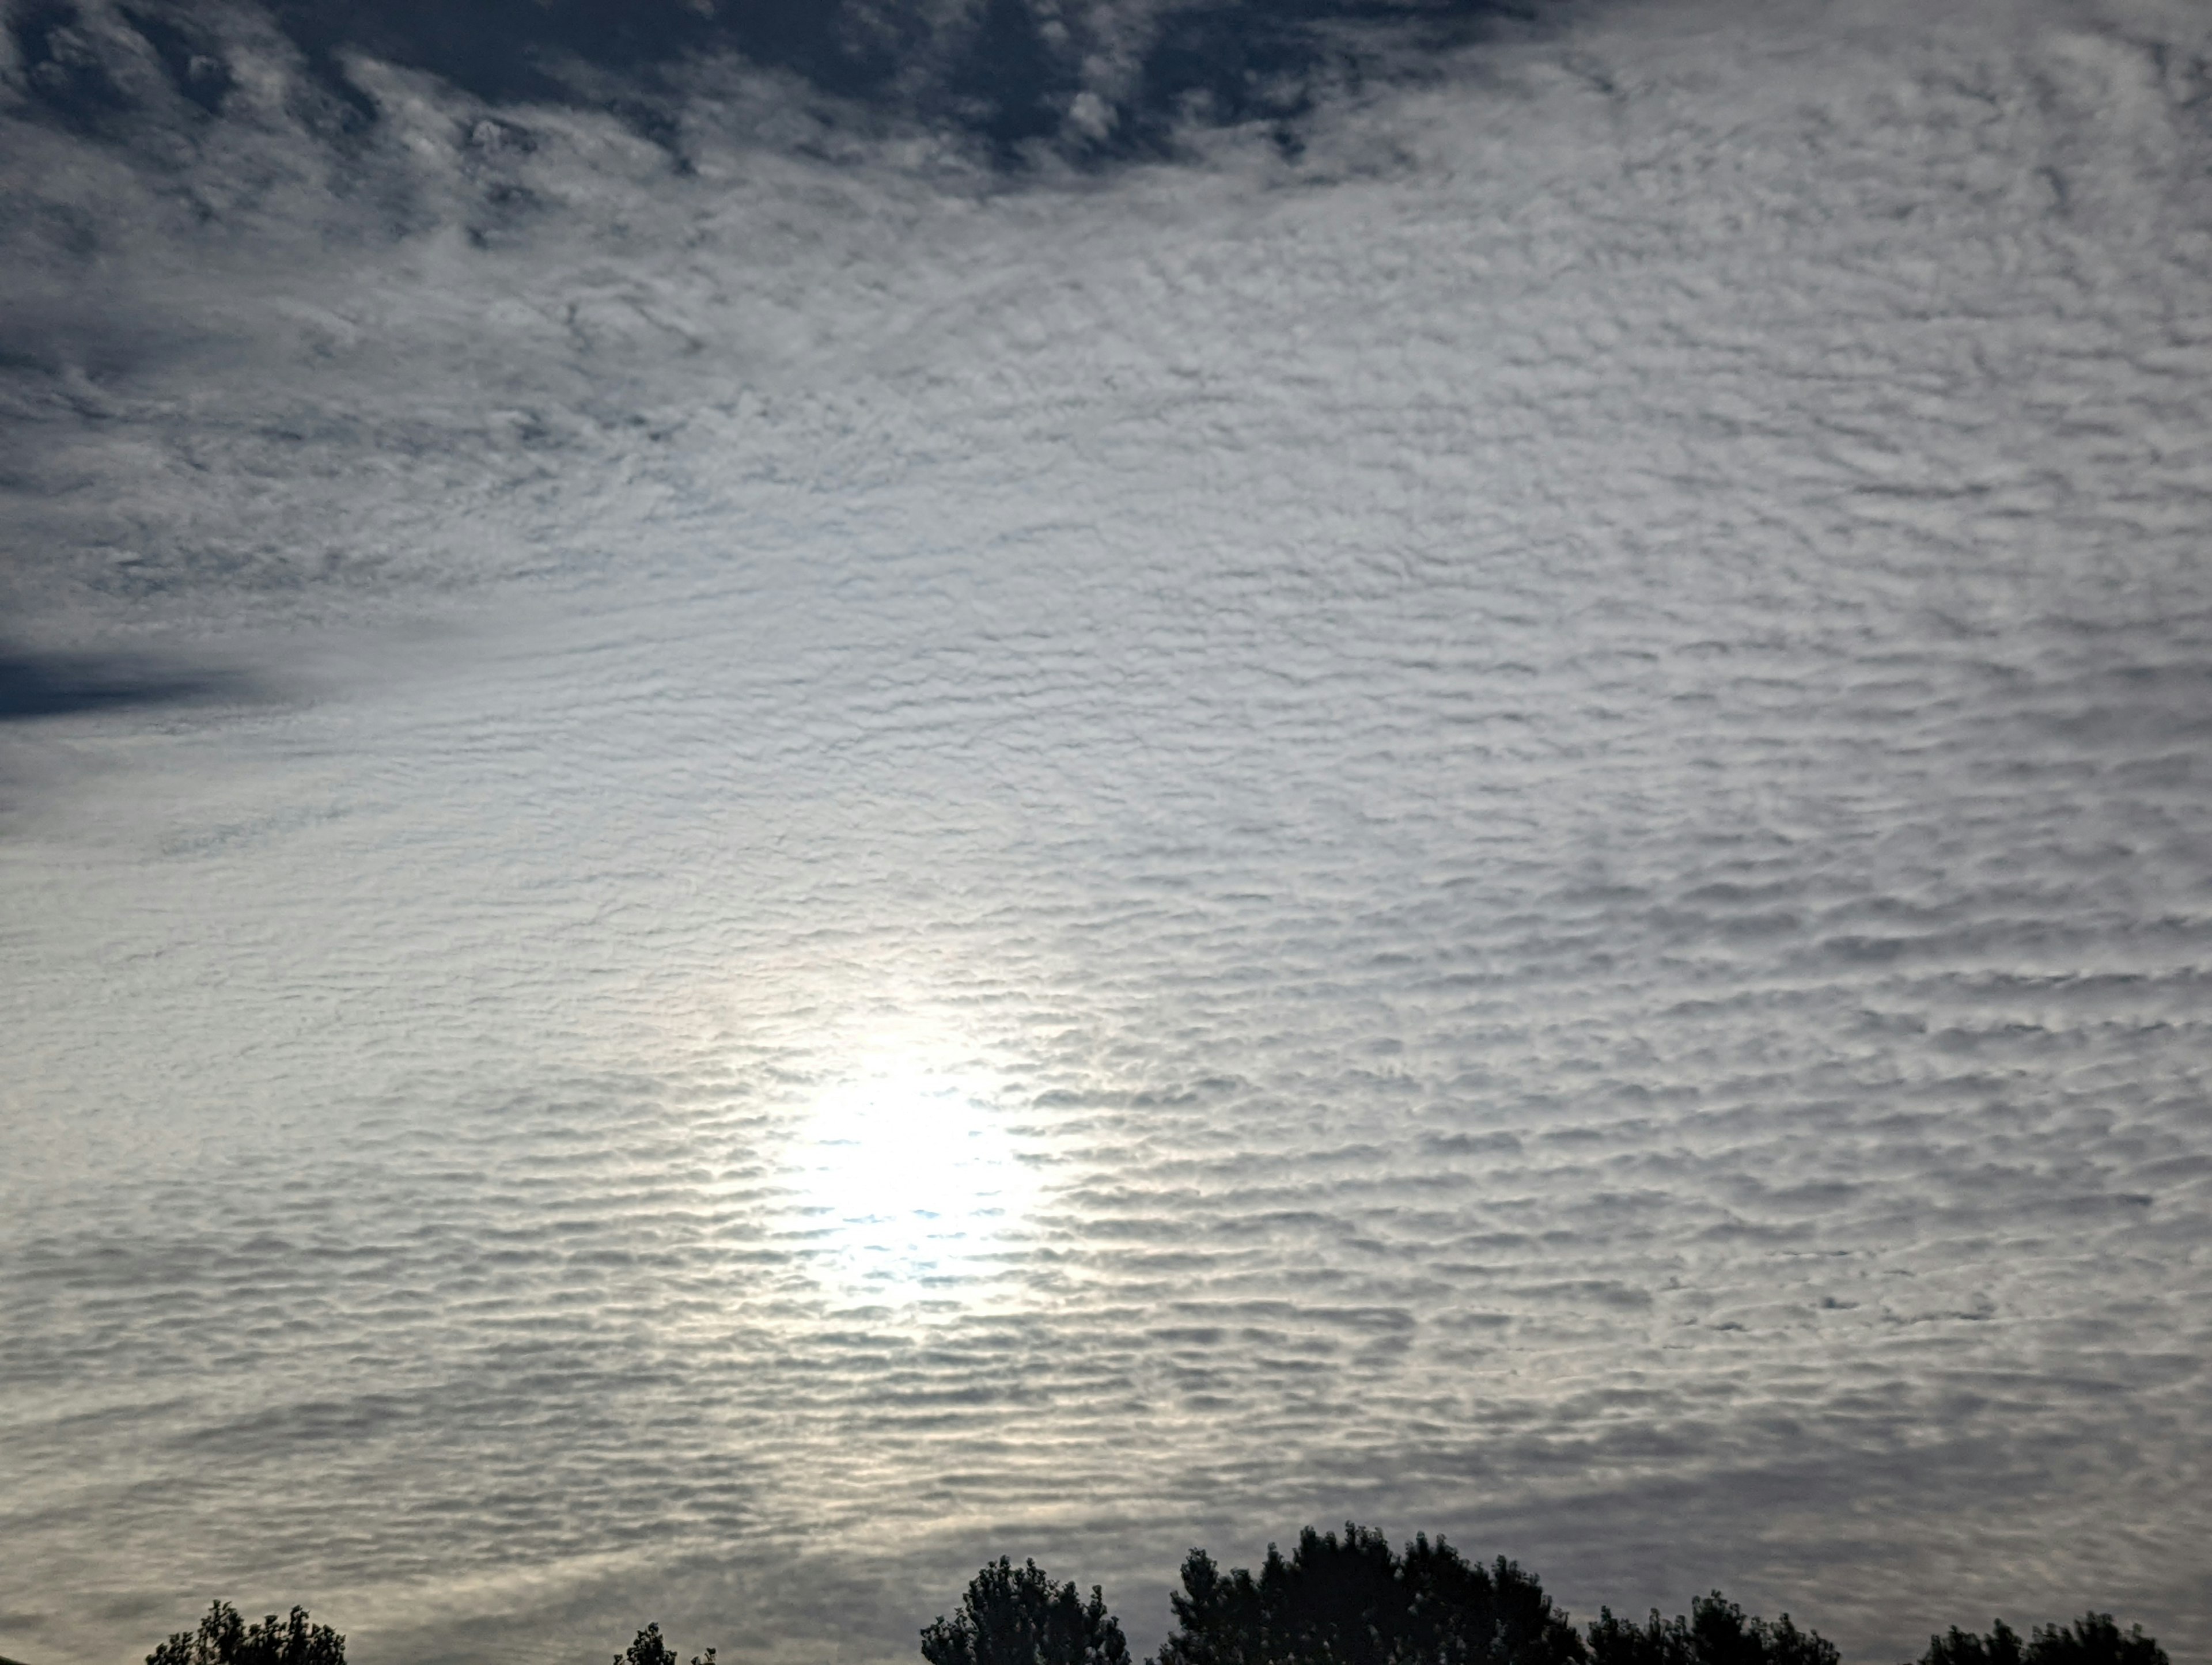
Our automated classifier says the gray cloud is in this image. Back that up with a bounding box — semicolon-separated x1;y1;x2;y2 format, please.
0;644;260;719
2;2;2210;1665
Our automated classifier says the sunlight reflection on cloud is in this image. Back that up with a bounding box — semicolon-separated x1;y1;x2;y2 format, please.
785;1051;1037;1296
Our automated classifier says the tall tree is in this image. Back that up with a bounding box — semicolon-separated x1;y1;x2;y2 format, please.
1156;1523;1585;1665
1156;1546;1269;1665
147;1604;343;1665
922;1557;1131;1665
1400;1534;1585;1665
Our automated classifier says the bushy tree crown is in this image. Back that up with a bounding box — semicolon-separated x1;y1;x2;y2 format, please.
1156;1523;1585;1665
922;1557;1132;1665
1915;1614;2167;1665
147;1604;343;1665
1584;1593;1836;1665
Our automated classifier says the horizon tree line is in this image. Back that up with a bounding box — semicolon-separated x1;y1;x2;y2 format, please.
139;1523;2172;1665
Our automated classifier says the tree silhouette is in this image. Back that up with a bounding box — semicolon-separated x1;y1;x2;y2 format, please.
616;1626;676;1665
1156;1523;1584;1665
922;1557;1131;1665
1919;1621;2027;1665
146;1605;343;1665
1584;1591;1837;1665
1914;1615;2165;1665
1401;1534;1586;1665
614;1624;714;1665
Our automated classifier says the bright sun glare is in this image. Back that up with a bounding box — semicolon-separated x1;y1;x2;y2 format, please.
787;1055;1033;1289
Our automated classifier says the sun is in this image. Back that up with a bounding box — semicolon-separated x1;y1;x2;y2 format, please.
786;1052;1034;1290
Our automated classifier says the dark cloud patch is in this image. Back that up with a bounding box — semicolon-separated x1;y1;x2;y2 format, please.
115;5;234;116
1112;0;1514;157
10;0;1527;162
0;646;259;722
945;0;1077;155
1122;3;1323;154
9;1;134;131
266;0;912;113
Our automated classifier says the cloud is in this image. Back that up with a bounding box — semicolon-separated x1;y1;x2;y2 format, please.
2;1;2211;1664
5;0;1531;164
0;643;260;719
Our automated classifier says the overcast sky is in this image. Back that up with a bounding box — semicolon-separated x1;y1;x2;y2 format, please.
3;1;2209;1663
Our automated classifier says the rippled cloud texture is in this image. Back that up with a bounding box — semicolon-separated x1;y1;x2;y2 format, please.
3;1;2210;1662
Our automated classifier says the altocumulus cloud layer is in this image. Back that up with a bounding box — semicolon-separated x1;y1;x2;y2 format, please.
2;1;2210;1663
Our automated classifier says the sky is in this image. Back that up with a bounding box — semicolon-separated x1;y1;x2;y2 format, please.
2;1;2210;1663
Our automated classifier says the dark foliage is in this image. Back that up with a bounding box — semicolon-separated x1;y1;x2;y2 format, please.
131;1552;2175;1665
146;1604;344;1665
614;1624;714;1665
1584;1592;1836;1665
617;1626;677;1665
1156;1523;1585;1665
1919;1622;2028;1665
922;1557;1132;1665
1914;1615;2166;1665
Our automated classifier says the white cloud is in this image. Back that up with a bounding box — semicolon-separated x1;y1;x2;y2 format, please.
2;2;2210;1663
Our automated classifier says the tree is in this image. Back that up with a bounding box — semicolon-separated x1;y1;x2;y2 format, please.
615;1624;714;1665
1400;1534;1586;1665
922;1557;1131;1665
1583;1592;1838;1665
1155;1545;1268;1665
1918;1621;2026;1665
617;1627;677;1665
1155;1523;1585;1665
1913;1615;2165;1665
2022;1615;2166;1665
147;1604;344;1665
